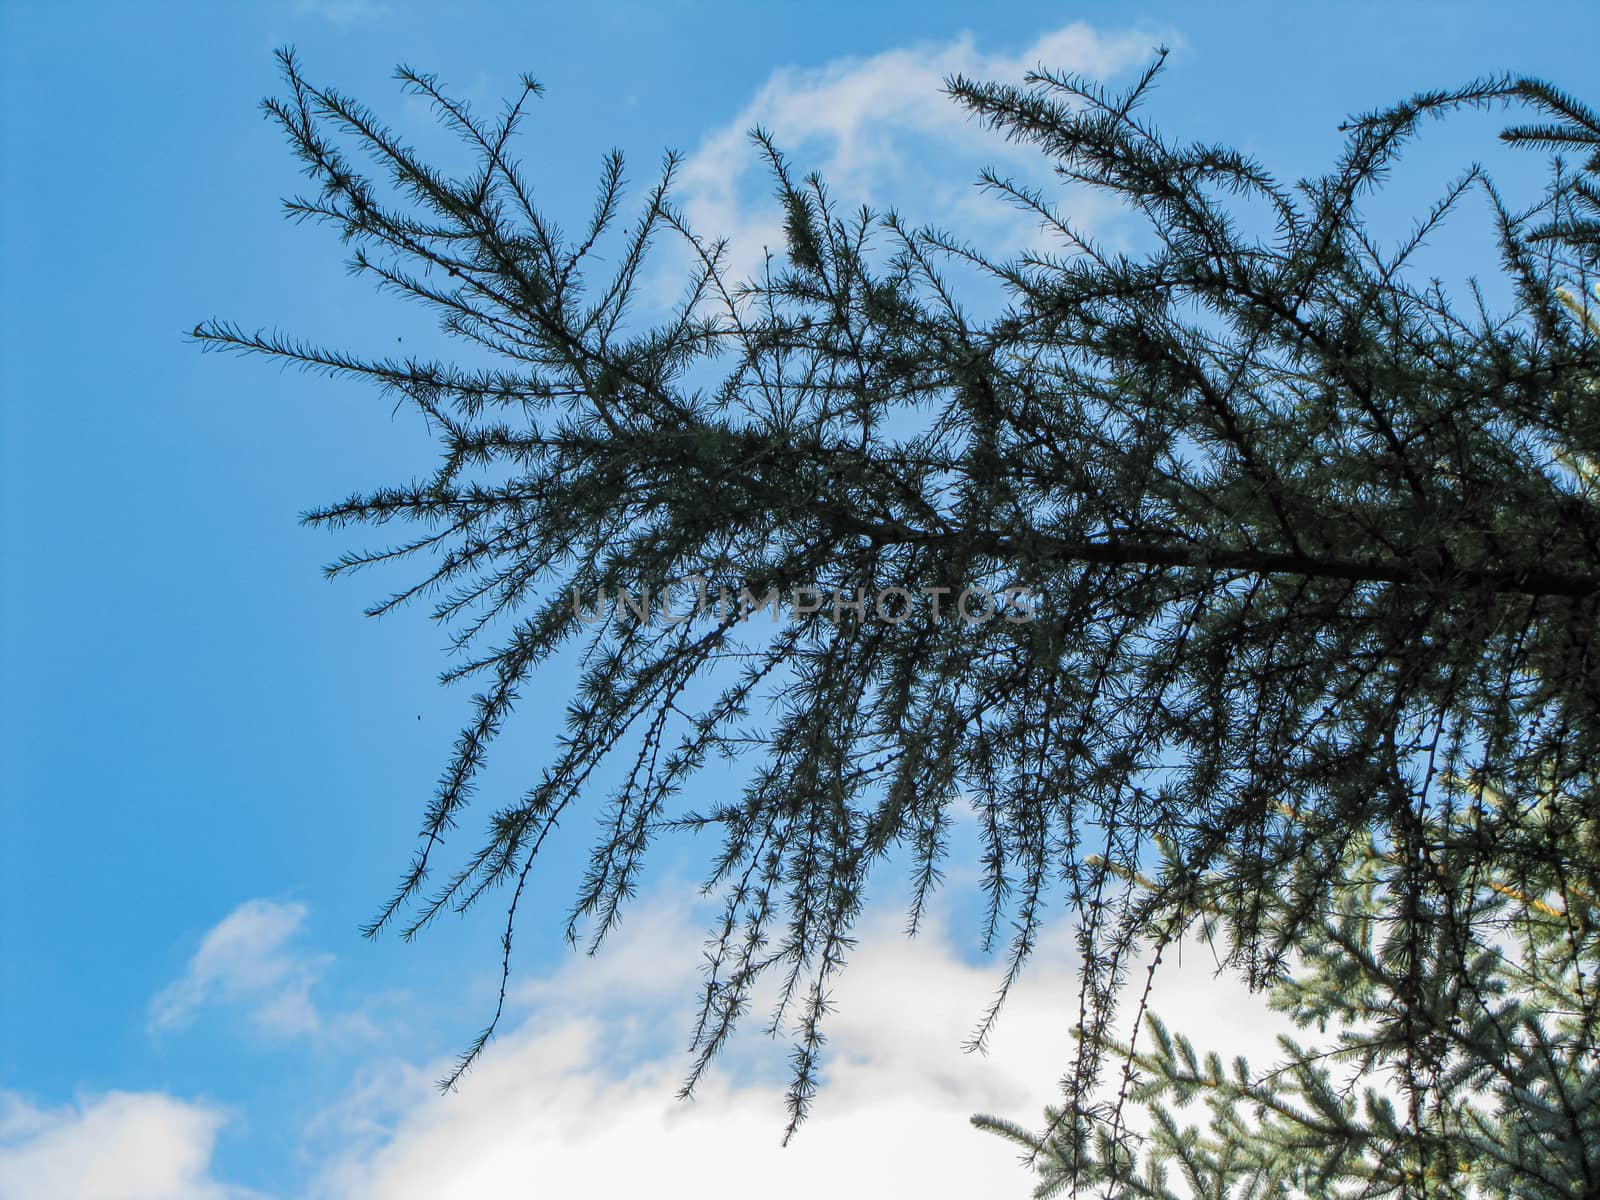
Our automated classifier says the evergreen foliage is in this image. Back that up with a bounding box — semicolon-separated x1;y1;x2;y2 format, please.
978;89;1600;1198
974;775;1600;1198
196;48;1600;1163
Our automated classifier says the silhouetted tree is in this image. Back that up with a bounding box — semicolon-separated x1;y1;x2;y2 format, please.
197;50;1600;1159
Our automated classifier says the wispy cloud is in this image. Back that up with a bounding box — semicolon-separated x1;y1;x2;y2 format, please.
150;899;329;1038
665;22;1171;291
302;891;1290;1199
22;884;1287;1199
122;848;1283;1195
0;1091;253;1200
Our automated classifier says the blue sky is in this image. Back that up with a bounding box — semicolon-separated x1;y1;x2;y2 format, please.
1;2;1595;1196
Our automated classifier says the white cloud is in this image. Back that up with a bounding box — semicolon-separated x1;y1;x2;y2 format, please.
150;899;330;1038
123;883;1290;1198
666;22;1171;291
303;890;1290;1200
0;1091;252;1200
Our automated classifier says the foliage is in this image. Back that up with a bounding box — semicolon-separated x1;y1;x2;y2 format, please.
196;49;1600;1153
979;87;1600;1197
974;776;1600;1198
